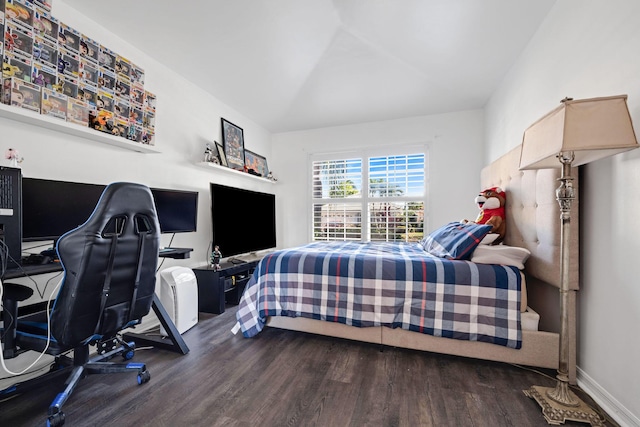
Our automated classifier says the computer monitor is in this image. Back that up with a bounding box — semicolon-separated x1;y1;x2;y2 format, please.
151;188;199;234
22;178;103;242
21;178;199;242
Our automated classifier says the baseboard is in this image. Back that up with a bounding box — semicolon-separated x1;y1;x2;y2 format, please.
577;367;640;427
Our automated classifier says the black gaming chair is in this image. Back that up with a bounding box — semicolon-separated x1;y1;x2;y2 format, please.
1;182;160;427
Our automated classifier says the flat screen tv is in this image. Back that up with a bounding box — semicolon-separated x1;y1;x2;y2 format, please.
22;178;199;241
210;183;276;259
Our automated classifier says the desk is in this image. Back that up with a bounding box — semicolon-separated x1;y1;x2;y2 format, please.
4;248;192;279
1;250;192;355
3;263;63;280
158;247;193;259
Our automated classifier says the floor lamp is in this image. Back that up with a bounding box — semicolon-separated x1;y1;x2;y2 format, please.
519;95;639;426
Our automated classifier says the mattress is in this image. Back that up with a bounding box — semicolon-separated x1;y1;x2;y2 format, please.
236;241;524;349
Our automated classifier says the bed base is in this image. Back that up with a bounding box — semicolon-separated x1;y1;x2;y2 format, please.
267;316;559;372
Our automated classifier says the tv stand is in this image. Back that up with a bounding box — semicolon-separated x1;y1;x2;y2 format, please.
193;259;259;314
228;257;247;265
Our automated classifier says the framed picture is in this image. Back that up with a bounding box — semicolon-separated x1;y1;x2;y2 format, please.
221;118;245;171
244;150;269;177
215;141;228;167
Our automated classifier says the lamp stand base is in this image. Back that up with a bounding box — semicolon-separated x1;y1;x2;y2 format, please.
524;385;604;426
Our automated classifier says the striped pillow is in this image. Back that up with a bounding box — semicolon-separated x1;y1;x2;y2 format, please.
421;222;493;260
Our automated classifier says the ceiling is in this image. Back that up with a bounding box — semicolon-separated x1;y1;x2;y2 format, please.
62;0;556;133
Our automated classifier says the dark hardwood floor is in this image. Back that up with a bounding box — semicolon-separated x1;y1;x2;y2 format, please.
1;306;615;427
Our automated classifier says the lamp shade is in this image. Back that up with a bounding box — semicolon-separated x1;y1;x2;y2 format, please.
520;95;639;170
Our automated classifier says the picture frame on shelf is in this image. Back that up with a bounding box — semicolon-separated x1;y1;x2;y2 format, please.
215;141;228;167
221;118;244;171
244;149;269;177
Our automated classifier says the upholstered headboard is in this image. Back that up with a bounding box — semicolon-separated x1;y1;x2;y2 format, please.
480;145;579;334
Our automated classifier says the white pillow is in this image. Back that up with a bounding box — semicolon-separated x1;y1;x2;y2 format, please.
479;233;500;245
471;244;531;269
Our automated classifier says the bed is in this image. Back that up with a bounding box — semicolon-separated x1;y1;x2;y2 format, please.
234;144;578;383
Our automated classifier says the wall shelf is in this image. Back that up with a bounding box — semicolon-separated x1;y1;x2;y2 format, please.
0;103;161;154
196;161;276;184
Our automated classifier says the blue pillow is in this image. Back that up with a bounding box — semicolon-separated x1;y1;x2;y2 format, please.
421;222;493;260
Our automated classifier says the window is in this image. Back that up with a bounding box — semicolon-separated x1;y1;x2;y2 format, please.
311;147;426;243
312;158;363;241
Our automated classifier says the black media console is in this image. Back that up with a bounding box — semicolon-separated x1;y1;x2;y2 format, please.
193;260;259;314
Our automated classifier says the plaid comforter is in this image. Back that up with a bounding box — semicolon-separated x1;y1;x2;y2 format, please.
236;241;522;348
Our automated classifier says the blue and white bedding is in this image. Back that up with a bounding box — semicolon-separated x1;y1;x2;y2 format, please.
236;241;522;349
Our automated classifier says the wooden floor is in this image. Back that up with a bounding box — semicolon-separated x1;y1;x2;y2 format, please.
1;306;615;427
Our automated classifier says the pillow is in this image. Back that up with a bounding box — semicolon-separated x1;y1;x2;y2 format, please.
421;222;493;260
479;233;500;245
470;244;531;269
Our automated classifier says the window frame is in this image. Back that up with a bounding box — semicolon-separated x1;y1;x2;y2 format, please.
309;144;428;243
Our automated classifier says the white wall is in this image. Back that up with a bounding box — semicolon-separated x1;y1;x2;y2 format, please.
485;1;640;424
1;4;273;308
7;1;637;423
271;110;485;249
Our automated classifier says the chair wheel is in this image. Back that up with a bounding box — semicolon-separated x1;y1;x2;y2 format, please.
47;411;65;427
137;370;150;385
122;349;135;360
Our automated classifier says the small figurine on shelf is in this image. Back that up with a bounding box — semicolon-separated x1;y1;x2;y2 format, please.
267;171;278;182
204;143;216;163
5;148;24;168
210;245;222;271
